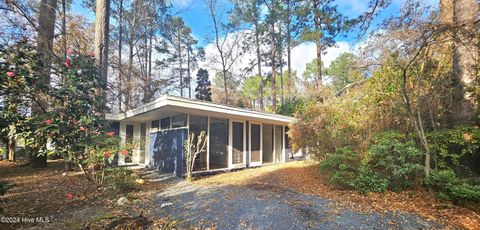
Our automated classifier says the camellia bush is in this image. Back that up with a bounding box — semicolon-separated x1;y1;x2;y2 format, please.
39;48;134;185
1;42;133;185
0;41;45;161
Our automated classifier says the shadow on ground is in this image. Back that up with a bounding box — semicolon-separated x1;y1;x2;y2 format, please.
149;163;442;229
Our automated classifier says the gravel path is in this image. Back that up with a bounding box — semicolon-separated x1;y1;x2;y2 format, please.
152;179;442;229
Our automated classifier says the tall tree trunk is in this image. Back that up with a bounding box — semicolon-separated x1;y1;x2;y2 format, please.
188;47;191;98
143;26;149;103
178;31;183;97
94;0;111;113
280;60;284;106
271;22;277;113
32;0;57;168
255;23;264;111
148;30;153;100
8;135;15;162
313;0;323;87
278;23;284;107
117;0;123;112
62;0;67;61
440;0;479;125
61;0;73;171
222;69;228;104
286;0;293;100
126;41;133;110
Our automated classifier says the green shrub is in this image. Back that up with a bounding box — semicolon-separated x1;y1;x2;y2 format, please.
320;146;360;189
424;169;480;204
366;131;424;190
105;168;137;193
427;126;480;176
354;167;389;194
449;183;480;203
423;169;459;190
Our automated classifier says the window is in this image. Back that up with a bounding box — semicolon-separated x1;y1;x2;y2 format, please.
250;124;261;162
285;126;291;149
275;125;283;163
125;124;134;163
140;123;146;164
160;117;171;129
189;115;208;171
246;121;249;163
232;122;244;164
171;114;187;128
209;118;228;169
151;120;159;132
126;125;134;143
108;122;120;136
262;124;273;163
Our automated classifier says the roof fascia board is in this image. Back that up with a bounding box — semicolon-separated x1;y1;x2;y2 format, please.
106;94;294;123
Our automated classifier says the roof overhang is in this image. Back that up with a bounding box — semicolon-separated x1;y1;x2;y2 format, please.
106;95;294;124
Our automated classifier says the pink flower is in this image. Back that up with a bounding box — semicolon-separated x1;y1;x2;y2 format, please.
79;126;86;131
119;149;129;156
65;58;71;68
44;119;53;125
106;131;115;137
88;51;95;57
67;48;74;55
66;193;74;199
6;71;14;77
90;130;100;135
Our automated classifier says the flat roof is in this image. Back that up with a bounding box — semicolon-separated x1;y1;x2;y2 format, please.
106;94;294;124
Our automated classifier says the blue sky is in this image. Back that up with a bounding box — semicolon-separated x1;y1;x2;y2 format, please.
170;0;409;46
71;0;410;46
71;0;438;76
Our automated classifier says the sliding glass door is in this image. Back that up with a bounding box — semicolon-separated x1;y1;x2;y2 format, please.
190;115;208;171
140;123;146;164
262;124;273;163
274;125;283;163
250;124;261;165
232;121;245;165
209;118;229;169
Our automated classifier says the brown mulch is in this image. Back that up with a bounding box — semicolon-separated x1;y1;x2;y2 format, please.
0;160;112;229
195;161;480;229
0;160;171;229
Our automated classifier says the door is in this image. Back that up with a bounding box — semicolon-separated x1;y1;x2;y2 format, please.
140;123;146;164
209;118;229;169
274;125;283;163
262;124;273;163
125;124;134;163
250;123;261;166
231;121;245;166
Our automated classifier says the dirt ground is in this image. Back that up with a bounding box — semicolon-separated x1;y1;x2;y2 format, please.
0;160;172;230
0;160;479;229
195;161;480;229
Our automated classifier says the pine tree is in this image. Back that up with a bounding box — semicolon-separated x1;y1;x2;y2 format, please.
195;68;212;101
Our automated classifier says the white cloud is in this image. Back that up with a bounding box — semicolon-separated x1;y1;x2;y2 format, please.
168;0;195;8
291;41;352;77
199;30;254;84
198;29;353;84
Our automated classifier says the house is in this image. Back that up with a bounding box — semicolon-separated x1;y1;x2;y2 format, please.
106;94;296;177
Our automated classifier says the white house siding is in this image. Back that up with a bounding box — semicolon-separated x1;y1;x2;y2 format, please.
117;114;292;172
107;95;296;172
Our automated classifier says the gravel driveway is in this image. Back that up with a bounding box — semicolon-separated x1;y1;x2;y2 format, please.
152;179;441;229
